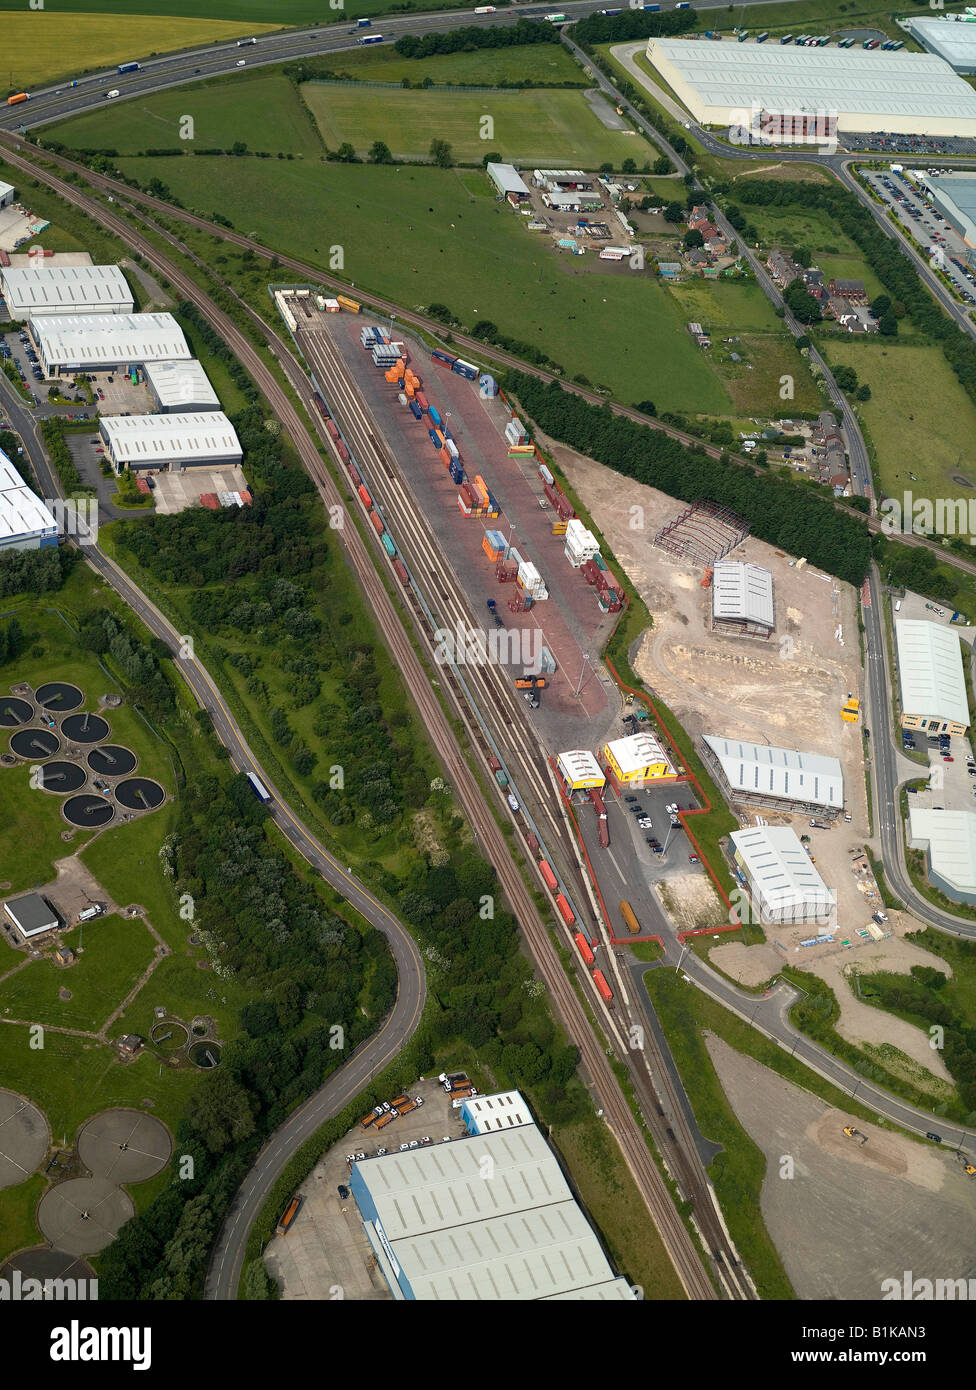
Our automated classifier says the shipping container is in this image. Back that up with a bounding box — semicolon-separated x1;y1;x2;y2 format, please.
382;533;397;558
574;933;595;966
7;93;29;105
393;558;409;586
439;447;451;468
117;61;141;73
445;439;460;461
348;465;362;488
452;359;479;381
336;441;350;462
592;969;613;1004
428;428;441;447
416;392;429;412
428;405;442;428
555;894;575;927
538;859;558;892
370;512;385;536
779;33;793;43
337;295;361;313
357;484;372;508
312;392;329;420
432;349;456;367
408;400;423;420
248;772;272;803
326;419;340;440
449;462;464;485
619;900;641;936
494;767;509;788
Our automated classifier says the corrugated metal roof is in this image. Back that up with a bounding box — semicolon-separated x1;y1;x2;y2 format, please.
605;730;672;776
100;412;241;464
731;826;836;917
905;16;976;72
0;450;58;543
647;37;976;122
143;358;220;410
704;735;843;807
895;620;968;728
486;162;530;197
909;808;976;896
0;264;133;316
712;561;774;627
32;312;190;366
461;1090;533;1134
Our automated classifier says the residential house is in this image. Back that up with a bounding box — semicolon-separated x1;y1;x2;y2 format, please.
827;277;867;303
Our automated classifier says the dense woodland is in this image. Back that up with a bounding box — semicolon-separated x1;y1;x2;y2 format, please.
507;371;872;585
393;18;563;59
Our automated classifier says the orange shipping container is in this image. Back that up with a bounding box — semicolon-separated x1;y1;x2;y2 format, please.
357;484;372;508
574;933;595;966
473;475;491;507
539;859;558;892
439;447;451;468
482;535;502;561
555;894;575;927
405;385;416;399
371;512;385;536
592;969;613;1004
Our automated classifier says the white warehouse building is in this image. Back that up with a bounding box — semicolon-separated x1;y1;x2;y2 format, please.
702;735;843;812
32;312;190;377
903;16;976;75
0;264;133;319
143;359;220;413
908;808;976;907
731;825;836;925
0;450;59;552
644;38;976;138
99;412;243;473
895;619;969;735
711;560;774;636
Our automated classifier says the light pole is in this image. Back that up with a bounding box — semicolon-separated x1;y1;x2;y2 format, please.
675;943;688;975
574;652;590;699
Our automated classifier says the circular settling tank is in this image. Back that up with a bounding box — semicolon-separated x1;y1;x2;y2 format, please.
9;729;60;760
61;713;110;744
35;762;86;794
35;683;84;713
87;745;137;778
0;698;35;727
63;795;114;828
114;778;164;812
189;1042;221;1070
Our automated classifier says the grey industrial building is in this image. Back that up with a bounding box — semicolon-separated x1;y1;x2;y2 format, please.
486;162;531;203
711;560;774;637
908;808;976;906
349;1107;635;1300
0;264;133;318
702;735;844;813
903;15;976;75
32;312;190;376
143;359;220;413
0;181;15;210
99;412;243;473
4;893;59;940
917;173;976;269
0;449;59;552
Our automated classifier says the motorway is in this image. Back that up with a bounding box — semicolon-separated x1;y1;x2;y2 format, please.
5;1;976;1299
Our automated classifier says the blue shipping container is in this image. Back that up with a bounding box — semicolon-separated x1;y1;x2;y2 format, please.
409;400;423;420
381;533;397;558
428;429;440;446
432;350;456;365
428;406;442;428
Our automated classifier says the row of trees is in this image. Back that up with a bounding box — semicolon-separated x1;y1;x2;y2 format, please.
571;7;699;45
176;301;258;405
507;370;871;585
393;18;562;58
39;418;85;493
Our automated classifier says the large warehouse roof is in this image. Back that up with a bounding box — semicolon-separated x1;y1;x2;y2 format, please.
895;620;968;728
100;412;241;465
0;451;58;547
645;38;976;136
143;358;220;411
921;174;976;248
904;16;976;74
731;825;835;921
712;561;774;628
32;312;190;368
351;1123;634;1300
703;735;843;808
486;162;530;197
0;264;133;317
908;808;976;903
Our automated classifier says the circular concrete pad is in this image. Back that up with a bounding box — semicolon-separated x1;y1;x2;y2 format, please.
78;1110;171;1184
63;795;114;828
0;697;34;727
61;713;109;744
35;683;84;713
37;1178;133;1256
0;1248;96;1291
9;728;59;759
0;1091;50;1190
87;745;136;778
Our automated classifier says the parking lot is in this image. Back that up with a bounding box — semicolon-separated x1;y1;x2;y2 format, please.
862;169;976;304
263;1077;473;1300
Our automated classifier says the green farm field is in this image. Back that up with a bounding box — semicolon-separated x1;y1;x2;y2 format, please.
301;83;650;165
318;41;586;86
48;72;323;158
0;12;279;90
824;338;976;499
111;155;729;411
0;0;466;20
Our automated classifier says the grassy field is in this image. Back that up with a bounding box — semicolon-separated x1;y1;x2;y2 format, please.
0;1174;45;1260
111;155;729;411
663;279;823;414
301;83;651;166
0;915;156;1033
0;14;280;90
0;0;468;20
48;72;322;158
824;338;976;499
315;41;586;87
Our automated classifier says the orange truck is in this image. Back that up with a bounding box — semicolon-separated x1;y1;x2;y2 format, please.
394;1099;419;1117
389;1095;409;1110
375;1112;395;1130
276;1195;303;1235
360;1110;378;1129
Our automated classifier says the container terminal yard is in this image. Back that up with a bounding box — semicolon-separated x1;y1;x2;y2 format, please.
276;291;753;1297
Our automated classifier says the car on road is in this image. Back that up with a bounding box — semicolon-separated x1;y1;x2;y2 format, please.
688;854;700;863
944;755;954;762
926;1132;943;1143
97;390;105;400
624;795;638;802
637;818;652;829
629;805;643;814
236;59;246;66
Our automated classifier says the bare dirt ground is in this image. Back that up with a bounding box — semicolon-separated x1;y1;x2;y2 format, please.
705;1034;976;1300
710;940;782;987
657;873;729;933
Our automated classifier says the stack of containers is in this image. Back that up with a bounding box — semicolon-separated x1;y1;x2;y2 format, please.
449;458;464;486
372;343;400;367
451;358;479;382
564;518;600;569
385;358;406;383
517;559;548;601
506;418;528;446
482;529;506;562
472;475;500;518
458;481;486;517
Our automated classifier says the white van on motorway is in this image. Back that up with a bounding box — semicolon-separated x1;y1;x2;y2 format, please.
106;89;120;99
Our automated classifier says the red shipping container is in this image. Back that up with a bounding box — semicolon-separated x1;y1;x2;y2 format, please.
416;392;429;412
326;420;340;440
574;933;595;967
370;512;385;536
336;441;349;462
393;559;409;586
200;493;219;510
357;484;372;508
539;860;558;892
348;465;362;488
592;969;613;1003
555;894;575;927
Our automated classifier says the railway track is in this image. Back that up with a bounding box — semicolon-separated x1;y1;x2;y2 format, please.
4;141;727;1300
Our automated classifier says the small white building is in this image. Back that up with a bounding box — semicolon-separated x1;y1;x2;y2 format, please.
0;181;15;210
143;359;220;413
731;825;836;925
556;749;606;791
461;1090;533;1135
0;450;59;552
99;412;243;473
4;893;58;940
486;162;531;202
1;264;133;318
908;808;976;906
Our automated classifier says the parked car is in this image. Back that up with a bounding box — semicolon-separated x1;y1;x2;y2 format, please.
688;854;700;863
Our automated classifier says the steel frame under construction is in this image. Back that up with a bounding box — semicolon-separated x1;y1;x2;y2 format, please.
652;500;748;566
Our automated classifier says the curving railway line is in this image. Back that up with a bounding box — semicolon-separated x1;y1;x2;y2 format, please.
0;137;733;1300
